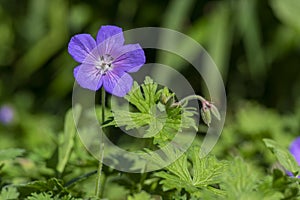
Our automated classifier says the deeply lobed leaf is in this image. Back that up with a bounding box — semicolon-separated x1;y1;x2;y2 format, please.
106;77;198;145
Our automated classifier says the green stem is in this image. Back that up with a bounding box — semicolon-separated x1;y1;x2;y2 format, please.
95;87;106;198
178;95;207;105
65;170;97;188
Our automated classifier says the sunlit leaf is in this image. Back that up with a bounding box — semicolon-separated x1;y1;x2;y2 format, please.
155;146;226;196
0;186;19;200
220;157;261;199
105;77;197;145
17;178;67;198
263;138;300;175
127;191;153;200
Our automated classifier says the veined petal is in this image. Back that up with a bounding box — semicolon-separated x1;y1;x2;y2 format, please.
96;25;124;45
68;34;97;63
102;70;133;97
112;44;145;73
74;64;103;91
110;43;143;60
96;25;125;55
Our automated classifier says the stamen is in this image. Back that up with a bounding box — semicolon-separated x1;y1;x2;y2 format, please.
95;54;114;75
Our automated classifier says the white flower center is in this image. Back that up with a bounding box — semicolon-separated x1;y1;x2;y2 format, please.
95;54;114;74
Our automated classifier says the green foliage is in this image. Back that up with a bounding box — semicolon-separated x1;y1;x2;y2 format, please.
105;77;197;145
211;102;298;162
155;146;226;197
57;105;82;174
0;186;19;200
26;192;83;200
26;192;53;200
219;157;300;200
257;169;300;200
16;178;67;198
127;191;153;200
270;0;300;31
263;138;300;175
220;157;261;199
0;148;25;161
125;76;162;114
1;85;300;199
101;181;129;200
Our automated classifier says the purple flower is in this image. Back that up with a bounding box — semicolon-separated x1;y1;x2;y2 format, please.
0;105;14;125
290;137;300;165
68;25;145;97
288;137;300;177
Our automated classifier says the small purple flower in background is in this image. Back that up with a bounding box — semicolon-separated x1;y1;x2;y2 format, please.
288;137;300;177
290;137;300;165
0;105;14;125
68;25;145;97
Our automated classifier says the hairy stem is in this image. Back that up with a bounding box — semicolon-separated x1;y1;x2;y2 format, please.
178;95;207;105
95;87;106;198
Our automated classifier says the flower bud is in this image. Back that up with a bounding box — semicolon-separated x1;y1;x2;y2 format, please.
200;107;211;127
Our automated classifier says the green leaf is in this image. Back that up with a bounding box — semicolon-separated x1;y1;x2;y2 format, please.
57;105;82;174
111;111;153;130
154;146;226;195
26;192;53;200
0;186;20;200
102;182;129;200
189;147;225;187
155;171;195;192
127;191;153;200
263;138;300;175
270;0;300;31
26;192;82;200
256;171;286;200
17;178;67;198
46;147;58;170
106;77;197;145
0;148;25;161
166;153;192;183
125;76;161;113
220;157;261;199
236;0;265;78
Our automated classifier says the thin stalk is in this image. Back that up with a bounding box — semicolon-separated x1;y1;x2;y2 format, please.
65;170;97;188
95;87;106;198
178;95;207;105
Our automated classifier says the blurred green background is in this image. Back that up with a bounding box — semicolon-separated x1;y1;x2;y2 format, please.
0;0;300;150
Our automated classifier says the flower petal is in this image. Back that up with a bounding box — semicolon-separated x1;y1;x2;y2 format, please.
73;66;80;77
96;25;124;55
112;44;145;73
0;105;14;124
74;64;103;91
102;70;133;97
68;34;97;63
290;137;300;165
96;25;124;45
